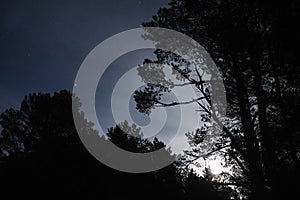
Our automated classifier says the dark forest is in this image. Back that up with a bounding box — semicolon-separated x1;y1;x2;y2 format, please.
1;0;299;199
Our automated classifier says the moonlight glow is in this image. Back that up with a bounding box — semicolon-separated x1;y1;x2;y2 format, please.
209;158;224;175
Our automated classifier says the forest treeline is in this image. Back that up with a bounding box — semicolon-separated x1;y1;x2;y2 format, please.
0;90;230;199
1;0;300;200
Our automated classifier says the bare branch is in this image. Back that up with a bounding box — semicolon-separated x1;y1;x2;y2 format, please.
203;144;231;158
155;96;208;107
171;82;194;87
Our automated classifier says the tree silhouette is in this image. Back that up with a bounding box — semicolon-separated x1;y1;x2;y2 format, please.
0;90;229;199
134;0;300;199
107;120;166;153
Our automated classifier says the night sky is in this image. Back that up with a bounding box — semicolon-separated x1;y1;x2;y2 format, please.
0;0;196;154
0;0;169;113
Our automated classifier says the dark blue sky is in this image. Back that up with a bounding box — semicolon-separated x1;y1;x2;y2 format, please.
0;0;169;113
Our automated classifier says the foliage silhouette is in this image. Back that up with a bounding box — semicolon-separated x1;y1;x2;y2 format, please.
0;90;229;200
134;0;300;199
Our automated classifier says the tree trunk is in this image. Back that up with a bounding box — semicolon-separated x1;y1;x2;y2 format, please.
233;60;266;200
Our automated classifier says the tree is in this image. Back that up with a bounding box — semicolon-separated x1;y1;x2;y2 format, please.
0;90;229;199
0;90;102;198
134;0;300;199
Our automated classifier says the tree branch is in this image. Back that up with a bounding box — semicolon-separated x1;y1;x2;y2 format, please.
155;96;208;107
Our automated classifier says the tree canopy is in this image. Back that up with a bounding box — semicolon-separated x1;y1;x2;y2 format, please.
0;90;229;199
133;0;300;199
